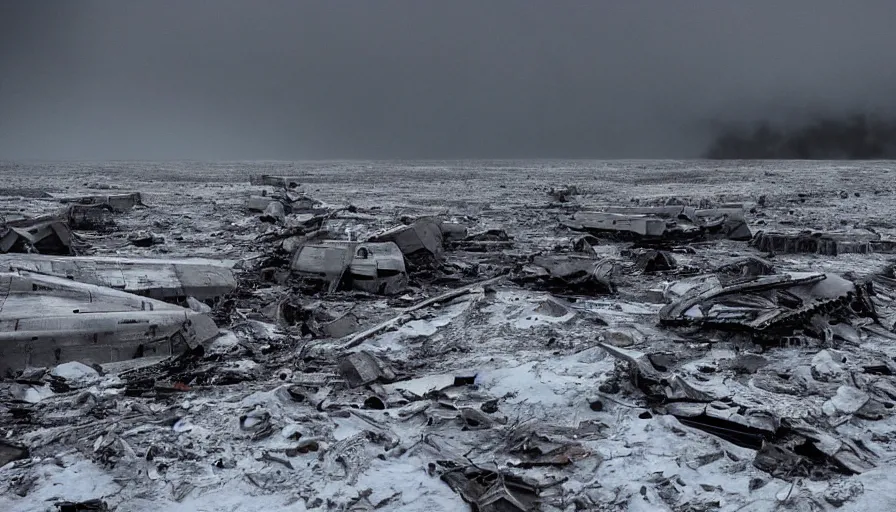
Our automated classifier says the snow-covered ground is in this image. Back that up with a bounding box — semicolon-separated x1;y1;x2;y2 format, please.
2;160;896;511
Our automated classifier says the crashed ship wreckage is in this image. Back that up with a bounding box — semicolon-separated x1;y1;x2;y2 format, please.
563;205;753;244
659;270;879;345
0;252;237;376
5;176;896;511
0;229;237;376
0;271;220;375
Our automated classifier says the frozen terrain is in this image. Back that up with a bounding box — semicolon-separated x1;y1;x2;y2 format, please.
2;160;896;512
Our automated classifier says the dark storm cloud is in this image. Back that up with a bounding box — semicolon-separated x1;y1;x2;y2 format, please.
1;1;895;160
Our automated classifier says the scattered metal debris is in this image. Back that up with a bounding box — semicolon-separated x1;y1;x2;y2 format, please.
0;217;73;255
548;185;579;203
368;218;444;263
291;241;407;294
63;204;115;231
752;230;896;255
249;174;302;188
3;164;896;511
514;255;615;294
635;249;677;272
128;230;164;247
659;271;875;344
338;351;396;388
567;205;752;242
440;465;541;512
59;192;143;212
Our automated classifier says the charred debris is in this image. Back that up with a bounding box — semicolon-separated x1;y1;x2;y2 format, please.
2;178;896;511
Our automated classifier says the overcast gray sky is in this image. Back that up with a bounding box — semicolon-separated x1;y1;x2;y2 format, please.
1;1;895;160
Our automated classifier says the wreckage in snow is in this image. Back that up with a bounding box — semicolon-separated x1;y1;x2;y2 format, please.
714;256;776;283
0;254;237;303
601;343;879;476
0;217;73;255
513;255;616;295
438;222;468;244
291;241;408;294
548;185;579;202
0;271;218;375
249;174;302;189
58;192;143;212
692;207;753;240
367;219;512;261
565;211;670;238
62;203;115;231
565;205;752;242
246;191;323;223
752;230;896;256
449;228;514;253
368;219;444;262
659;271;876;343
635;249;677;272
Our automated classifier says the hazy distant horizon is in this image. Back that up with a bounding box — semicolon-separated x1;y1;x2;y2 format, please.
3;1;896;161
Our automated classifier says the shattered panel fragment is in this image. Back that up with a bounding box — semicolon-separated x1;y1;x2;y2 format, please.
368;219;444;260
0;217;73;255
